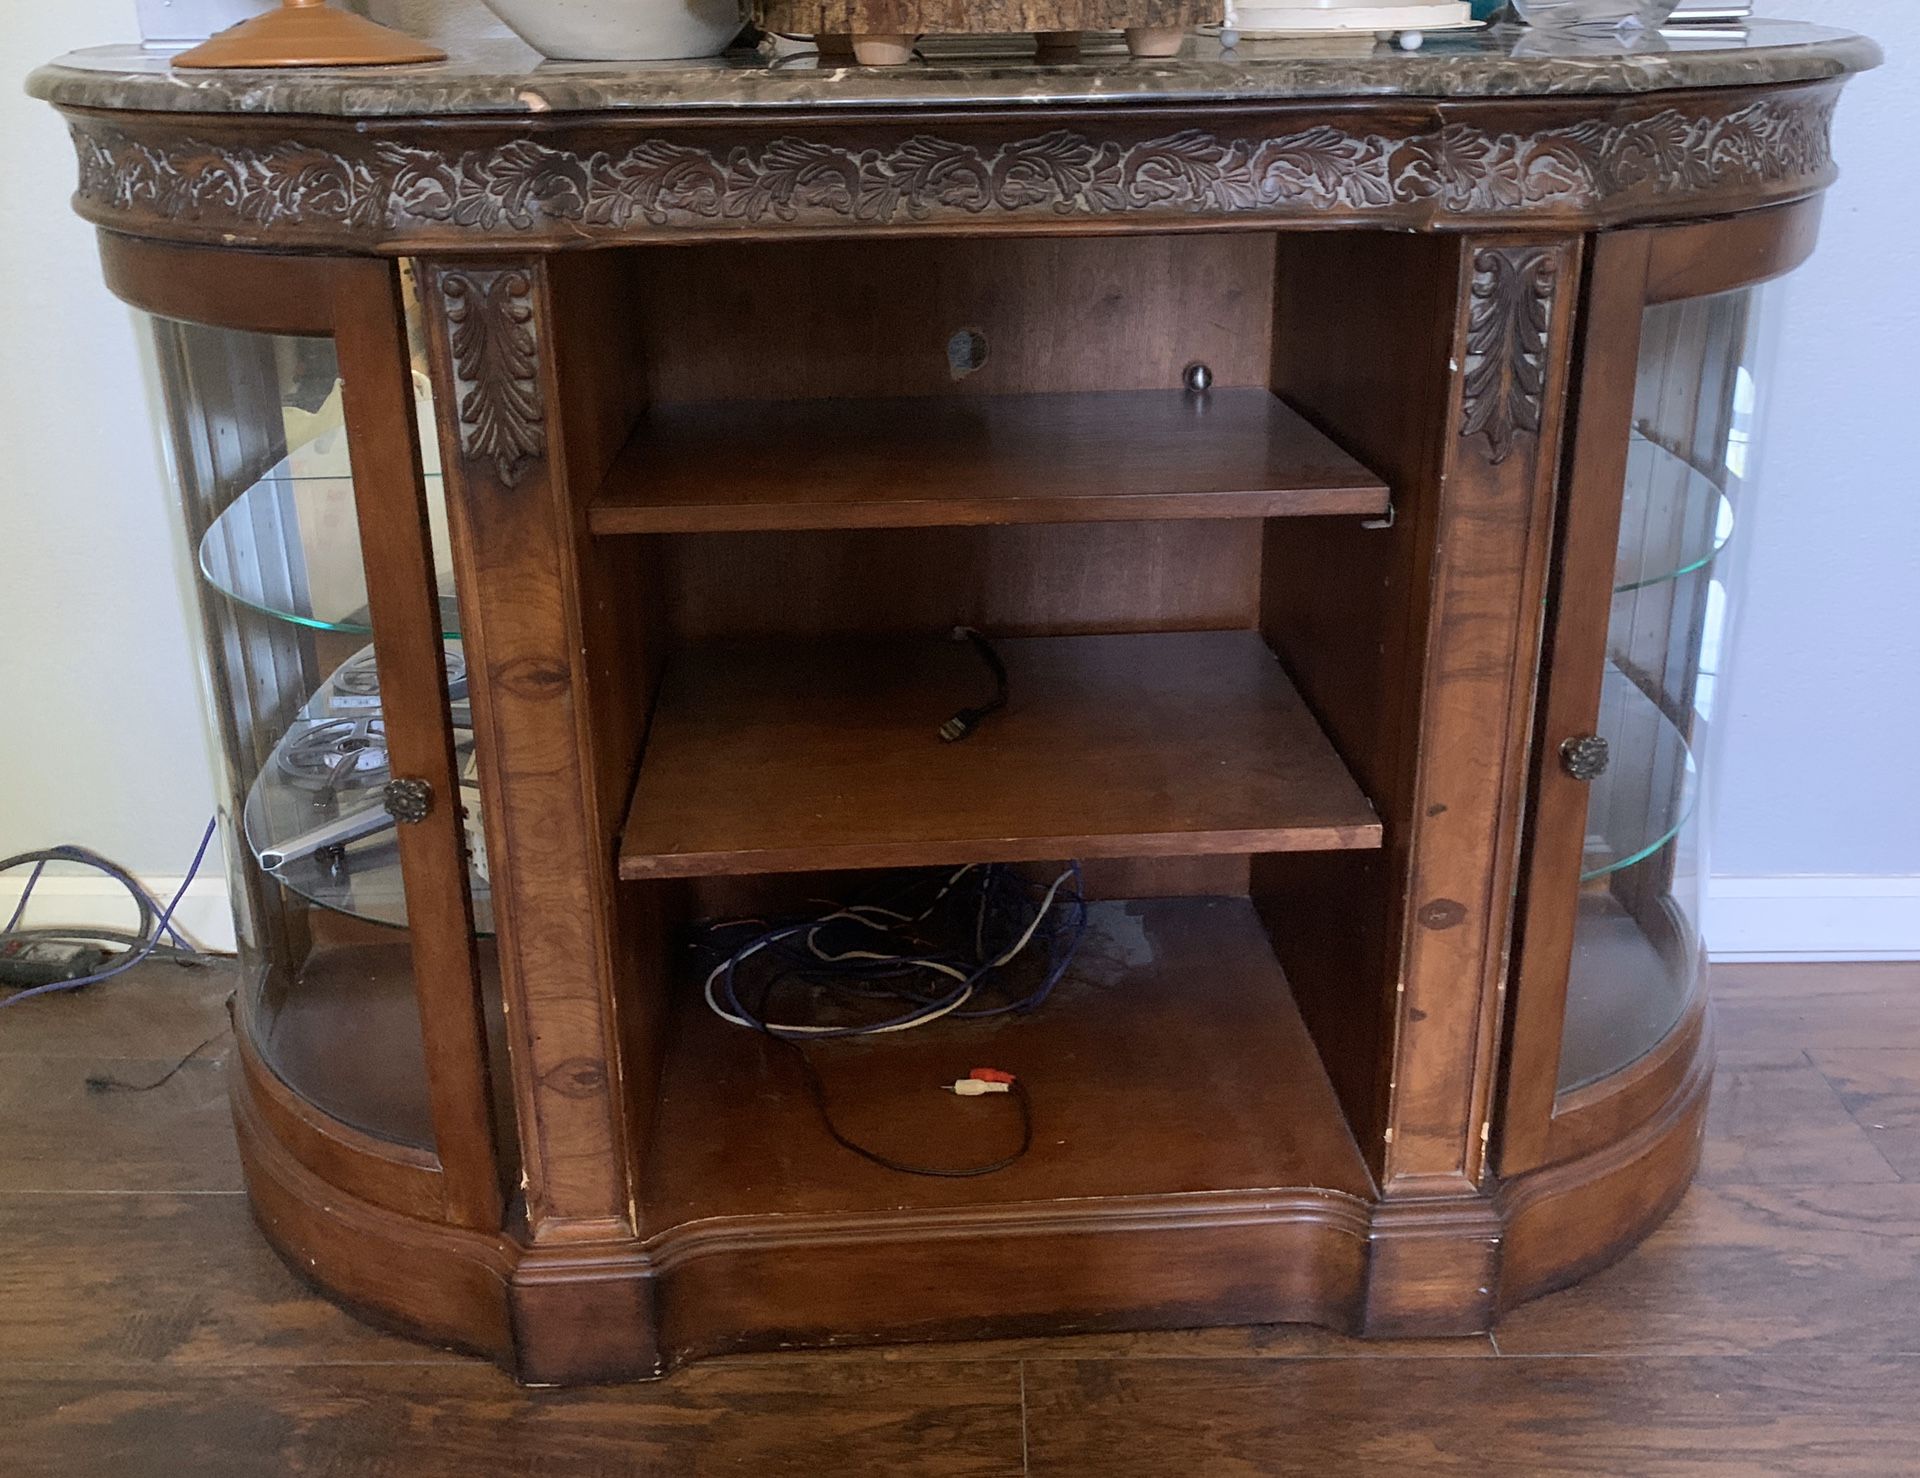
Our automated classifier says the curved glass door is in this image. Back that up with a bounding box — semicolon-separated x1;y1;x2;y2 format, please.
148;279;503;1151
1558;288;1754;1093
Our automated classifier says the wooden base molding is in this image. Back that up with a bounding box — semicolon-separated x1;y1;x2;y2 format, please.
1497;1010;1715;1311
233;1009;1712;1380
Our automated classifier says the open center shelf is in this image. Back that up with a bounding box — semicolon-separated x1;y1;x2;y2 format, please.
640;895;1376;1234
587;388;1388;534
618;629;1383;880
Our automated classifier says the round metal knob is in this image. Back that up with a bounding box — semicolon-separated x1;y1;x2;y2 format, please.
1559;734;1610;783
383;778;435;823
1183;362;1214;393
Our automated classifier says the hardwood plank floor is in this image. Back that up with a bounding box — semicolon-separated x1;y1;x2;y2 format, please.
2;957;1917;1474
1022;1354;1920;1477
1696;1049;1899;1187
1809;1049;1920;1181
0;1363;1026;1478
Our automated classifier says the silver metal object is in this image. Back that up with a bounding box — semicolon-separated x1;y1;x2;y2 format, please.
1560;734;1611;782
1183;362;1214;393
383;778;435;823
1668;0;1748;19
255;802;398;871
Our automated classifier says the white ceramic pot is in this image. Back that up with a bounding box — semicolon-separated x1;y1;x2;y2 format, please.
481;0;747;59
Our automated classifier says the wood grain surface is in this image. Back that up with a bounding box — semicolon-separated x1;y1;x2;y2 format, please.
587;389;1387;534
620;631;1382;879
6;957;1917;1472
642;897;1375;1227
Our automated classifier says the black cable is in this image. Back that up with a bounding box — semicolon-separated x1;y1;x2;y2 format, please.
697;863;1086;1178
778;1035;1034;1178
87;1021;232;1095
940;626;1010;743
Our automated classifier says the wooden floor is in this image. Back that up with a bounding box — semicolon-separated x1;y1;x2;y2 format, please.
4;958;1919;1476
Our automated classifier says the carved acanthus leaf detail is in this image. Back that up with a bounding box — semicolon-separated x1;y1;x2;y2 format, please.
1461;247;1559;466
62;90;1837;246
438;269;545;488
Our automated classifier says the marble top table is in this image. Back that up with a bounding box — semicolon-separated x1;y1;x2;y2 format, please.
30;21;1879;117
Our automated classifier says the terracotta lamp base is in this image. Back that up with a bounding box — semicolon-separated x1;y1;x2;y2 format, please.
175;0;446;69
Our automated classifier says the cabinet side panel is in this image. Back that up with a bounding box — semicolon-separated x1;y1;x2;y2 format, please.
1261;232;1578;1193
1257;231;1461;1176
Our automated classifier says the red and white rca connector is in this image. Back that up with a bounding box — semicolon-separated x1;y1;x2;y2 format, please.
946;1068;1017;1096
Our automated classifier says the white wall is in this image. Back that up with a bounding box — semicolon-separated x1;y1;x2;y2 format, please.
2;6;1914;956
0;2;229;943
1706;1;1920;958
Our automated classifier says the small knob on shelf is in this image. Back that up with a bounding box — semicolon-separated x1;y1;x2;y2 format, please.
1559;734;1610;783
383;778;435;823
1183;362;1214;394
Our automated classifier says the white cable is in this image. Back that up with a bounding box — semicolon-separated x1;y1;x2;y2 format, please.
702;865;1076;1038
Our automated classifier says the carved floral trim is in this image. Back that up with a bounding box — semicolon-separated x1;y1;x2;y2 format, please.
1461;247;1559;466
65;90;1835;243
436;268;545;488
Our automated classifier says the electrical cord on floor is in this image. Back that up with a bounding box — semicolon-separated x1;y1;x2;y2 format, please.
87;1016;233;1095
0;819;219;1010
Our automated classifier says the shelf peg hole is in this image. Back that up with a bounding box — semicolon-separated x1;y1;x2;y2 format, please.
948;327;989;380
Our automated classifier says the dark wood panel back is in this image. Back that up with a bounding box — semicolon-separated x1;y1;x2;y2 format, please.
621;233;1277;402
652;520;1263;639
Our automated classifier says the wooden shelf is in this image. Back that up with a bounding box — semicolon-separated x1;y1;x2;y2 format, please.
618;630;1382;881
587;389;1388;535
641;896;1376;1233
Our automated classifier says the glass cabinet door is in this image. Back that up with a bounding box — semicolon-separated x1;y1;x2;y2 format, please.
147;274;502;1160
1557;288;1755;1093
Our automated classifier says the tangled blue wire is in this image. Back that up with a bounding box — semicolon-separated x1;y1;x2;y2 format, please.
0;819;219;1010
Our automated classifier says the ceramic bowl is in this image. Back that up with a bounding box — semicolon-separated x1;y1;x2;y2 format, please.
480;0;747;59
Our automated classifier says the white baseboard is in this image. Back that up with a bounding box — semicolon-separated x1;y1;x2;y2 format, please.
11;870;1913;966
1708;875;1920;963
0;873;236;955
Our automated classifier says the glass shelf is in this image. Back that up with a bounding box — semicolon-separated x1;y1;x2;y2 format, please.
196;374;456;637
242;644;492;934
1613;434;1733;596
200;470;460;638
1579;664;1697;883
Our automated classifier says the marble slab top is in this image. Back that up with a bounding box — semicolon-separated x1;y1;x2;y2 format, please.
29;20;1878;120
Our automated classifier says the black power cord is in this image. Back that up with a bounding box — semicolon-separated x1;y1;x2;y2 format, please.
940;626;1010;743
87;1018;233;1095
781;1038;1034;1179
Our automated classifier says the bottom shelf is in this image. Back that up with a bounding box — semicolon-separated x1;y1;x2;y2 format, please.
1559;887;1698;1094
253;938;514;1154
640;895;1374;1234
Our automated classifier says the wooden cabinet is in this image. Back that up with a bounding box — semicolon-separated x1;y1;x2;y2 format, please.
31;28;1875;1384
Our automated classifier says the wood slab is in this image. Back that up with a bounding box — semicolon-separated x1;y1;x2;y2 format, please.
620;630;1382;880
588;389;1386;534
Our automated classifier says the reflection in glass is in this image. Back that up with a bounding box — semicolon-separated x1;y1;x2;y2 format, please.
1559;288;1754;1093
148;279;512;1157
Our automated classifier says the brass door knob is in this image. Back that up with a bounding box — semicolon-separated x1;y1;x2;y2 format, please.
1560;734;1610;782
